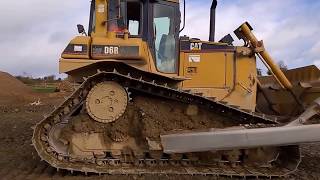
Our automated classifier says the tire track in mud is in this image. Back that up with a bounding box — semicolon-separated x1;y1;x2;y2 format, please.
13;162;42;180
25;163;50;180
2;163;29;180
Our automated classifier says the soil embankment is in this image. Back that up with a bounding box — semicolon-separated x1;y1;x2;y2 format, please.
0;71;37;104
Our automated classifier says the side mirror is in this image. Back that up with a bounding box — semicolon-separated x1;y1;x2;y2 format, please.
77;24;87;36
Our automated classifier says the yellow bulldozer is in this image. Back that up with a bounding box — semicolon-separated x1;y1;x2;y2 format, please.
32;0;320;177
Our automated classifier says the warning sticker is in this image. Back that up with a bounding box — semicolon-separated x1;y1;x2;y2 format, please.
74;45;83;52
189;55;201;63
98;4;105;13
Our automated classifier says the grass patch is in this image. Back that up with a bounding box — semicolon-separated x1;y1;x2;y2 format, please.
31;86;57;93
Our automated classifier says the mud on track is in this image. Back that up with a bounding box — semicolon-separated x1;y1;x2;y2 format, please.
0;94;320;180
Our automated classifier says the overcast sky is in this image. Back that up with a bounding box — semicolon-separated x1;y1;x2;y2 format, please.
0;0;319;77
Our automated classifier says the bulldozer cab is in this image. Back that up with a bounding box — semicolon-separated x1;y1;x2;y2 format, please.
60;0;260;111
86;0;180;73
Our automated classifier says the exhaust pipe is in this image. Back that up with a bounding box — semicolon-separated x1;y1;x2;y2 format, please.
209;0;218;42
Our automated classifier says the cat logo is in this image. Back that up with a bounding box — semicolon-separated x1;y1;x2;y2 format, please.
190;42;202;51
104;46;119;55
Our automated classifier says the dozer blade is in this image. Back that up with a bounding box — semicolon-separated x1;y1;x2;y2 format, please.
161;124;320;153
162;97;320;154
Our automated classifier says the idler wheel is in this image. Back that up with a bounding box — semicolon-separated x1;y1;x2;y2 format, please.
86;82;128;123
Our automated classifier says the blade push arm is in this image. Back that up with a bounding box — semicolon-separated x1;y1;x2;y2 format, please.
235;22;304;109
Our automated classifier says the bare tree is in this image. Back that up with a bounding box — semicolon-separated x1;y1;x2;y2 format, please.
267;60;288;75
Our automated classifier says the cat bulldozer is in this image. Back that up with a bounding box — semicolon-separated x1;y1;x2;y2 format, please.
33;0;320;178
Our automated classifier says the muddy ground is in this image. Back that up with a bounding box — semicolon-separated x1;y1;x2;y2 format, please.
0;94;320;180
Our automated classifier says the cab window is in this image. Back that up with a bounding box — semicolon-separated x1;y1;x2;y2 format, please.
127;1;142;36
108;0;142;35
153;4;177;73
88;1;96;35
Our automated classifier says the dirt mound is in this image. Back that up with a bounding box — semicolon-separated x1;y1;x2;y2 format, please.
0;71;36;103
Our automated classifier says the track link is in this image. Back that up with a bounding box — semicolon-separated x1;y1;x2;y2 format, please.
32;69;301;178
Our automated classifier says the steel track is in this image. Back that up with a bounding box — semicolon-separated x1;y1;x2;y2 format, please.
32;69;301;178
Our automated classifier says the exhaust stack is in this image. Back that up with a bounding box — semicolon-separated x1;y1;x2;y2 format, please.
209;0;218;41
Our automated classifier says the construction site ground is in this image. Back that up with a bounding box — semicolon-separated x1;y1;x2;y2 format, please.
0;72;320;180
